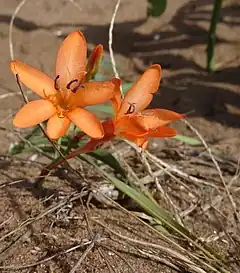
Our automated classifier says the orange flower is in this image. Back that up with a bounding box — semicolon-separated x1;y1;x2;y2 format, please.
43;64;185;173
73;64;185;153
10;31;116;139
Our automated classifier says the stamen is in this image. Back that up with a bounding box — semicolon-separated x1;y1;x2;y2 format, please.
71;84;85;94
57;111;65;118
43;89;48;99
125;102;136;115
66;79;78;90
54;75;60;91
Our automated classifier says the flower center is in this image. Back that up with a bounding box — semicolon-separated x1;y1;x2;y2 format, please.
46;75;81;118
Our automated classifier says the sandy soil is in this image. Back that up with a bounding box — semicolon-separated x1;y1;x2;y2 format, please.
0;0;240;272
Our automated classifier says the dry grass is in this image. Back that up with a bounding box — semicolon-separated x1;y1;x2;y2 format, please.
0;0;239;272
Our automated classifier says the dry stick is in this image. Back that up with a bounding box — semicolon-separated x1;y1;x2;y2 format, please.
183;119;239;222
0;192;83;243
101;244;135;273
136;248;183;272
79;190;118;273
103;236;182;272
108;1;226;270
228;156;240;188
92;193;228;273
0;175;48;189
211;206;236;248
140;162;200;198
140;152;184;226
125;140;218;190
94;219;209;273
109;142;147;192
145;149;222;189
9;0;28;60
109;0;123;95
0;230;32;262
14;128;55;160
69;240;95;273
107;1;226;271
0;216;13;229
0;240;94;271
68;0;83;12
97;248;117;273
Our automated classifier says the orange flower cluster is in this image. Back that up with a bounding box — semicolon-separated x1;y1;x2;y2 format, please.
11;30;185;152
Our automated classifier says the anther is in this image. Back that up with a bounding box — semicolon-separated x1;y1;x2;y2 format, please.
125;102;136;115
66;79;78;90
54;75;60;90
71;84;85;93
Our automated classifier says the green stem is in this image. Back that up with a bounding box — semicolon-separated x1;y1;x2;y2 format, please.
207;0;223;72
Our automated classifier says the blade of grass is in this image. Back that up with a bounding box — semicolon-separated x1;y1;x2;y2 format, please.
207;0;223;72
173;134;202;146
81;156;228;272
147;0;167;17
88;149;126;177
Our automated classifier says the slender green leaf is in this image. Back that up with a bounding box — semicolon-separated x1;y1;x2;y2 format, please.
173;134;202;146
86;149;126;177
147;0;167;17
104;171;191;237
80;157;226;268
207;0;223;72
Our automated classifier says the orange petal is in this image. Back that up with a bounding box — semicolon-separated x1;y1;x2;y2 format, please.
114;116;147;137
111;78;122;117
147;126;177;137
74;120;115;141
86;44;103;81
70;121;115;158
13;99;56;128
67;108;104;138
133;109;185;130
10;60;55;98
117;64;161;118
121;133;148;149
47;114;70;139
70;81;115;107
55;31;87;89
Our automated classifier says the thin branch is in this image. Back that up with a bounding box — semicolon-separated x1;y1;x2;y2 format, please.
101;244;135;273
0;192;84;243
69;240;95;273
94;219;210;273
0;240;93;271
9;0;28;60
183;119;239;222
108;0;123;95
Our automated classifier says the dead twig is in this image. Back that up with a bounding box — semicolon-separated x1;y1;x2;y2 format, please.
69;237;95;273
184;119;239;223
0;192;85;243
93;219;215;273
0;239;94;271
101;244;135;273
